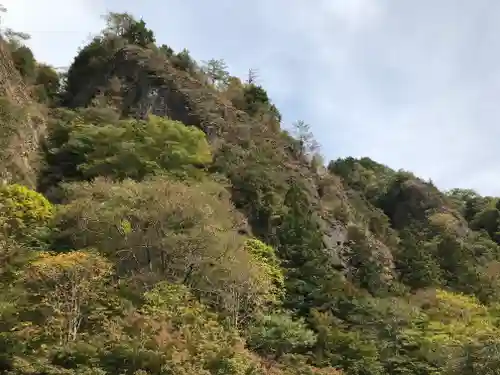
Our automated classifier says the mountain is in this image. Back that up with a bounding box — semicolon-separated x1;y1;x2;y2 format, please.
1;11;500;375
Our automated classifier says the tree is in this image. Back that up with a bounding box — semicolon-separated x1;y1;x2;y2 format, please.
243;84;270;114
172;48;196;72
122;19;155;47
72;115;212;181
52;177;280;325
40;110;213;188
236;83;282;124
63;37;119;107
247;68;259;84
221;238;285;326
448;339;500;375
2;21;31;51
11;46;36;82
470;205;500;243
446;188;481;218
247;312;317;358
312;310;384;375
6;5;500;373
276;179;340;312
245;238;284;298
0;184;54;244
291;120;320;157
21;250;113;344
158;43;174;57
34;64;61;105
101;12;135;37
405;289;500;369
202;58;230;89
395;230;442;289
346;224;393;294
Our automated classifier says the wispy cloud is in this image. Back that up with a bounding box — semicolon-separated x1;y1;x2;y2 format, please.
3;0;500;194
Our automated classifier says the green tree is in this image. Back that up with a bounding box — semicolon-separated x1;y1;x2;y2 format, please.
172;48;197;72
40;110;212;189
470;204;500;243
312;310;384;375
247;312;317;358
101;11;156;46
0;184;53;244
346;224;393;295
52;178;278;326
122;19;155;47
406;289;499;369
34;64;61;105
72;115;212;181
276;179;341;312
11;45;36;82
242;84;270;114
231;83;282;123
395;229;442;289
202;58;230;89
21;250;113;344
448;339;500;375
63;37;120;107
245;238;285;300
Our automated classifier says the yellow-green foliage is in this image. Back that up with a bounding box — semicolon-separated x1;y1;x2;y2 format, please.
9;9;500;374
53;178;285;326
141;282;255;375
6;260;341;375
44;109;213;184
54;177;245;283
405;289;499;364
245;238;285;302
76;115;213;179
428;212;461;234
21;250;113;344
27;250;113;282
0;183;54;239
141;283;341;375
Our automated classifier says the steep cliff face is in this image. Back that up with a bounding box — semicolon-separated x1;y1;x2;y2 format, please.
60;37;497;299
5;14;500;374
61;43;402;287
0;40;46;188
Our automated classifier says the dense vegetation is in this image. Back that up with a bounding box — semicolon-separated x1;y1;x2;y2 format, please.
1;9;500;375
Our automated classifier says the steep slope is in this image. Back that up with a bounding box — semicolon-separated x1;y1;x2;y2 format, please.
0;38;46;187
58;20;500;310
331;157;500;299
60;40;401;297
2;12;500;375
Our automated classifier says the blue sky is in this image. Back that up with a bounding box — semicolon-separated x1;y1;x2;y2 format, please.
3;0;500;195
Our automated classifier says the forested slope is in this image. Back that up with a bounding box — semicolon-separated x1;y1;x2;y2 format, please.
1;10;500;375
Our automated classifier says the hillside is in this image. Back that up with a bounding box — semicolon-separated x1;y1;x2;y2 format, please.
1;11;500;375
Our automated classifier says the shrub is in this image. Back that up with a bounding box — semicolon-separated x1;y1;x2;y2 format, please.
0;183;54;243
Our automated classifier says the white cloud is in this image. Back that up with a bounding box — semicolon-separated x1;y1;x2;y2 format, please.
3;0;500;195
2;0;105;67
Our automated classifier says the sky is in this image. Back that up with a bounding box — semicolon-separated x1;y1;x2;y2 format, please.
3;0;500;195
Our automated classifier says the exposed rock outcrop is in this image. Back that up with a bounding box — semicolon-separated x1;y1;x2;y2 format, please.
65;44;398;282
0;40;46;187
